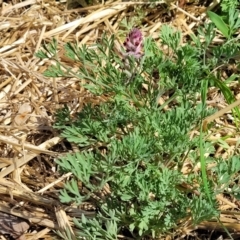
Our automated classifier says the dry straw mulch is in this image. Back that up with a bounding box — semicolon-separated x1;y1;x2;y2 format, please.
0;0;239;239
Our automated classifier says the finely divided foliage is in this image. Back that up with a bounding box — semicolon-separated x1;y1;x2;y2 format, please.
36;7;240;239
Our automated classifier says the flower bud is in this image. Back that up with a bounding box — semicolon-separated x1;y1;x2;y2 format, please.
123;28;143;59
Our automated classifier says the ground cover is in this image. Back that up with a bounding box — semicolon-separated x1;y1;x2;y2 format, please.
0;0;240;239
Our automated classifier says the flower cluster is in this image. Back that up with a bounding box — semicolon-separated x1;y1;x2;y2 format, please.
123;28;143;59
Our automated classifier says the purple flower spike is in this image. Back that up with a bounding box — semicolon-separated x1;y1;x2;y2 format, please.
123;28;143;59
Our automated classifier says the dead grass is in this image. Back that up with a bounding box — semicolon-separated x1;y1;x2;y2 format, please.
0;0;239;239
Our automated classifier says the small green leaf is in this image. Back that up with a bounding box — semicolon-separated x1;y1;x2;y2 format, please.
82;214;87;224
207;11;229;38
129;223;135;232
212;77;240;118
120;193;133;201
35;50;48;59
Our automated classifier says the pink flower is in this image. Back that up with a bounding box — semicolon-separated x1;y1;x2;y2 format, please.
123;28;143;59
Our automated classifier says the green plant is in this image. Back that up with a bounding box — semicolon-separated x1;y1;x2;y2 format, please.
220;0;239;12
212;155;240;196
36;11;240;238
207;8;240;39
